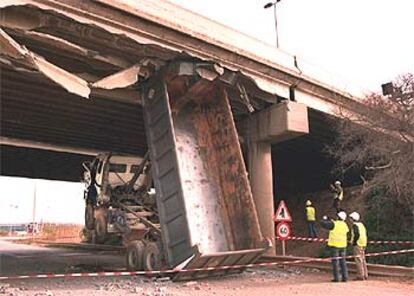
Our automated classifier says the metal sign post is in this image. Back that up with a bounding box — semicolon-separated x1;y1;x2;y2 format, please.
274;200;292;256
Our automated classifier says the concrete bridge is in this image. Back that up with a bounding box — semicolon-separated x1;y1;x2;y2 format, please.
0;0;367;254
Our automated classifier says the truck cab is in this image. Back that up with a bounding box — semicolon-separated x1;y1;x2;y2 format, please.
83;153;145;205
82;153;157;243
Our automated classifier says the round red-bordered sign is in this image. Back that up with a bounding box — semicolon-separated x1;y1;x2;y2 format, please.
276;222;291;241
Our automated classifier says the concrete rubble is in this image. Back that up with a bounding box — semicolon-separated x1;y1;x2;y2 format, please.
0;284;23;296
242;267;302;279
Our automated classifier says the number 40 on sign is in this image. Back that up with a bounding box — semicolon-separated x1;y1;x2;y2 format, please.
276;221;291;240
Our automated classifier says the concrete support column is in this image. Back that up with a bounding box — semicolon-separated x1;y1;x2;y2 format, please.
243;101;309;256
248;140;275;255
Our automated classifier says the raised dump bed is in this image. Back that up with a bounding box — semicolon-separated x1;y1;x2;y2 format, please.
142;71;269;280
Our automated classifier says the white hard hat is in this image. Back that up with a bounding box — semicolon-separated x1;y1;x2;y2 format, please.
349;212;360;221
337;211;347;220
306;200;312;206
334;180;341;186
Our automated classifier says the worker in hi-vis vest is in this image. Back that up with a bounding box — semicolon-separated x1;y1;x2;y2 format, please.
349;212;368;280
305;200;317;238
330;180;344;212
321;211;349;282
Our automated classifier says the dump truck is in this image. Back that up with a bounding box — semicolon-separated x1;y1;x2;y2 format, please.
82;152;164;271
83;62;270;280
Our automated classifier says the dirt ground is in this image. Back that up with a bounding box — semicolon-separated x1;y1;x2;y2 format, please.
1;237;412;296
1;268;413;296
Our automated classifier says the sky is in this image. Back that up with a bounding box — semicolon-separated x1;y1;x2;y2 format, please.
0;176;84;224
169;0;414;92
1;0;413;224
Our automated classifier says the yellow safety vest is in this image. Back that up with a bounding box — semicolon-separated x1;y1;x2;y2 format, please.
306;206;316;221
328;220;349;248
333;189;344;201
337;190;343;201
351;222;367;247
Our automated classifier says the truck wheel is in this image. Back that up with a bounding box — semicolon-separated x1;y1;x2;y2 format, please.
126;241;145;271
80;228;95;243
94;211;107;244
85;204;95;230
79;228;88;242
143;242;161;271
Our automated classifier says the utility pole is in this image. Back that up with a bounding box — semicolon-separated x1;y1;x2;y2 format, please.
8;204;18;235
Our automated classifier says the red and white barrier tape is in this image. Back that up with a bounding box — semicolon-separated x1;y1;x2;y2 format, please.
1;248;412;281
25;235;414;245
277;236;414;245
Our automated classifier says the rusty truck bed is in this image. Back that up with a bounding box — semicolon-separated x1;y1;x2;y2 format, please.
142;70;268;280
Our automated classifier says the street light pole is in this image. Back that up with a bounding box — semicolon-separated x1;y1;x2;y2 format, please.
273;3;279;48
264;0;282;48
32;181;37;225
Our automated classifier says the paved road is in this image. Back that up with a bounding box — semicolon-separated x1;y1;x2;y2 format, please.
0;238;125;276
1;239;413;296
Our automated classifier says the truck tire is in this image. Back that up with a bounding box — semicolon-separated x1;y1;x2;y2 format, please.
94;211;107;244
126;240;145;271
80;228;95;243
143;242;161;271
85;204;95;230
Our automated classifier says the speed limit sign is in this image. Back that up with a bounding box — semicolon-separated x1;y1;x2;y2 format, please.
276;222;291;241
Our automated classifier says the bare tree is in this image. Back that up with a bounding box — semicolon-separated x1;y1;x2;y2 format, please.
327;73;414;213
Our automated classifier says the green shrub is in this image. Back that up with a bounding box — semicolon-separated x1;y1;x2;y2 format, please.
364;187;413;267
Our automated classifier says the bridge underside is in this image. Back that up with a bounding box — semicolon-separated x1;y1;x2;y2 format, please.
0;0;351;195
1;71;336;190
0;2;345;178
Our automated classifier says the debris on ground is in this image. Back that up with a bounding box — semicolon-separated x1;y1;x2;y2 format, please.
242;267;301;279
182;281;198;287
0;284;22;296
0;284;10;293
32;290;54;296
93;277;146;292
156;277;172;283
65;264;103;273
132;287;144;293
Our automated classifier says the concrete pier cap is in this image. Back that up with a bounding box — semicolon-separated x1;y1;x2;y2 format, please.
250;101;309;143
246;101;309;255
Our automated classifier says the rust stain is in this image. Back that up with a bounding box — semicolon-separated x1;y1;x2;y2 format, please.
169;78;262;251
